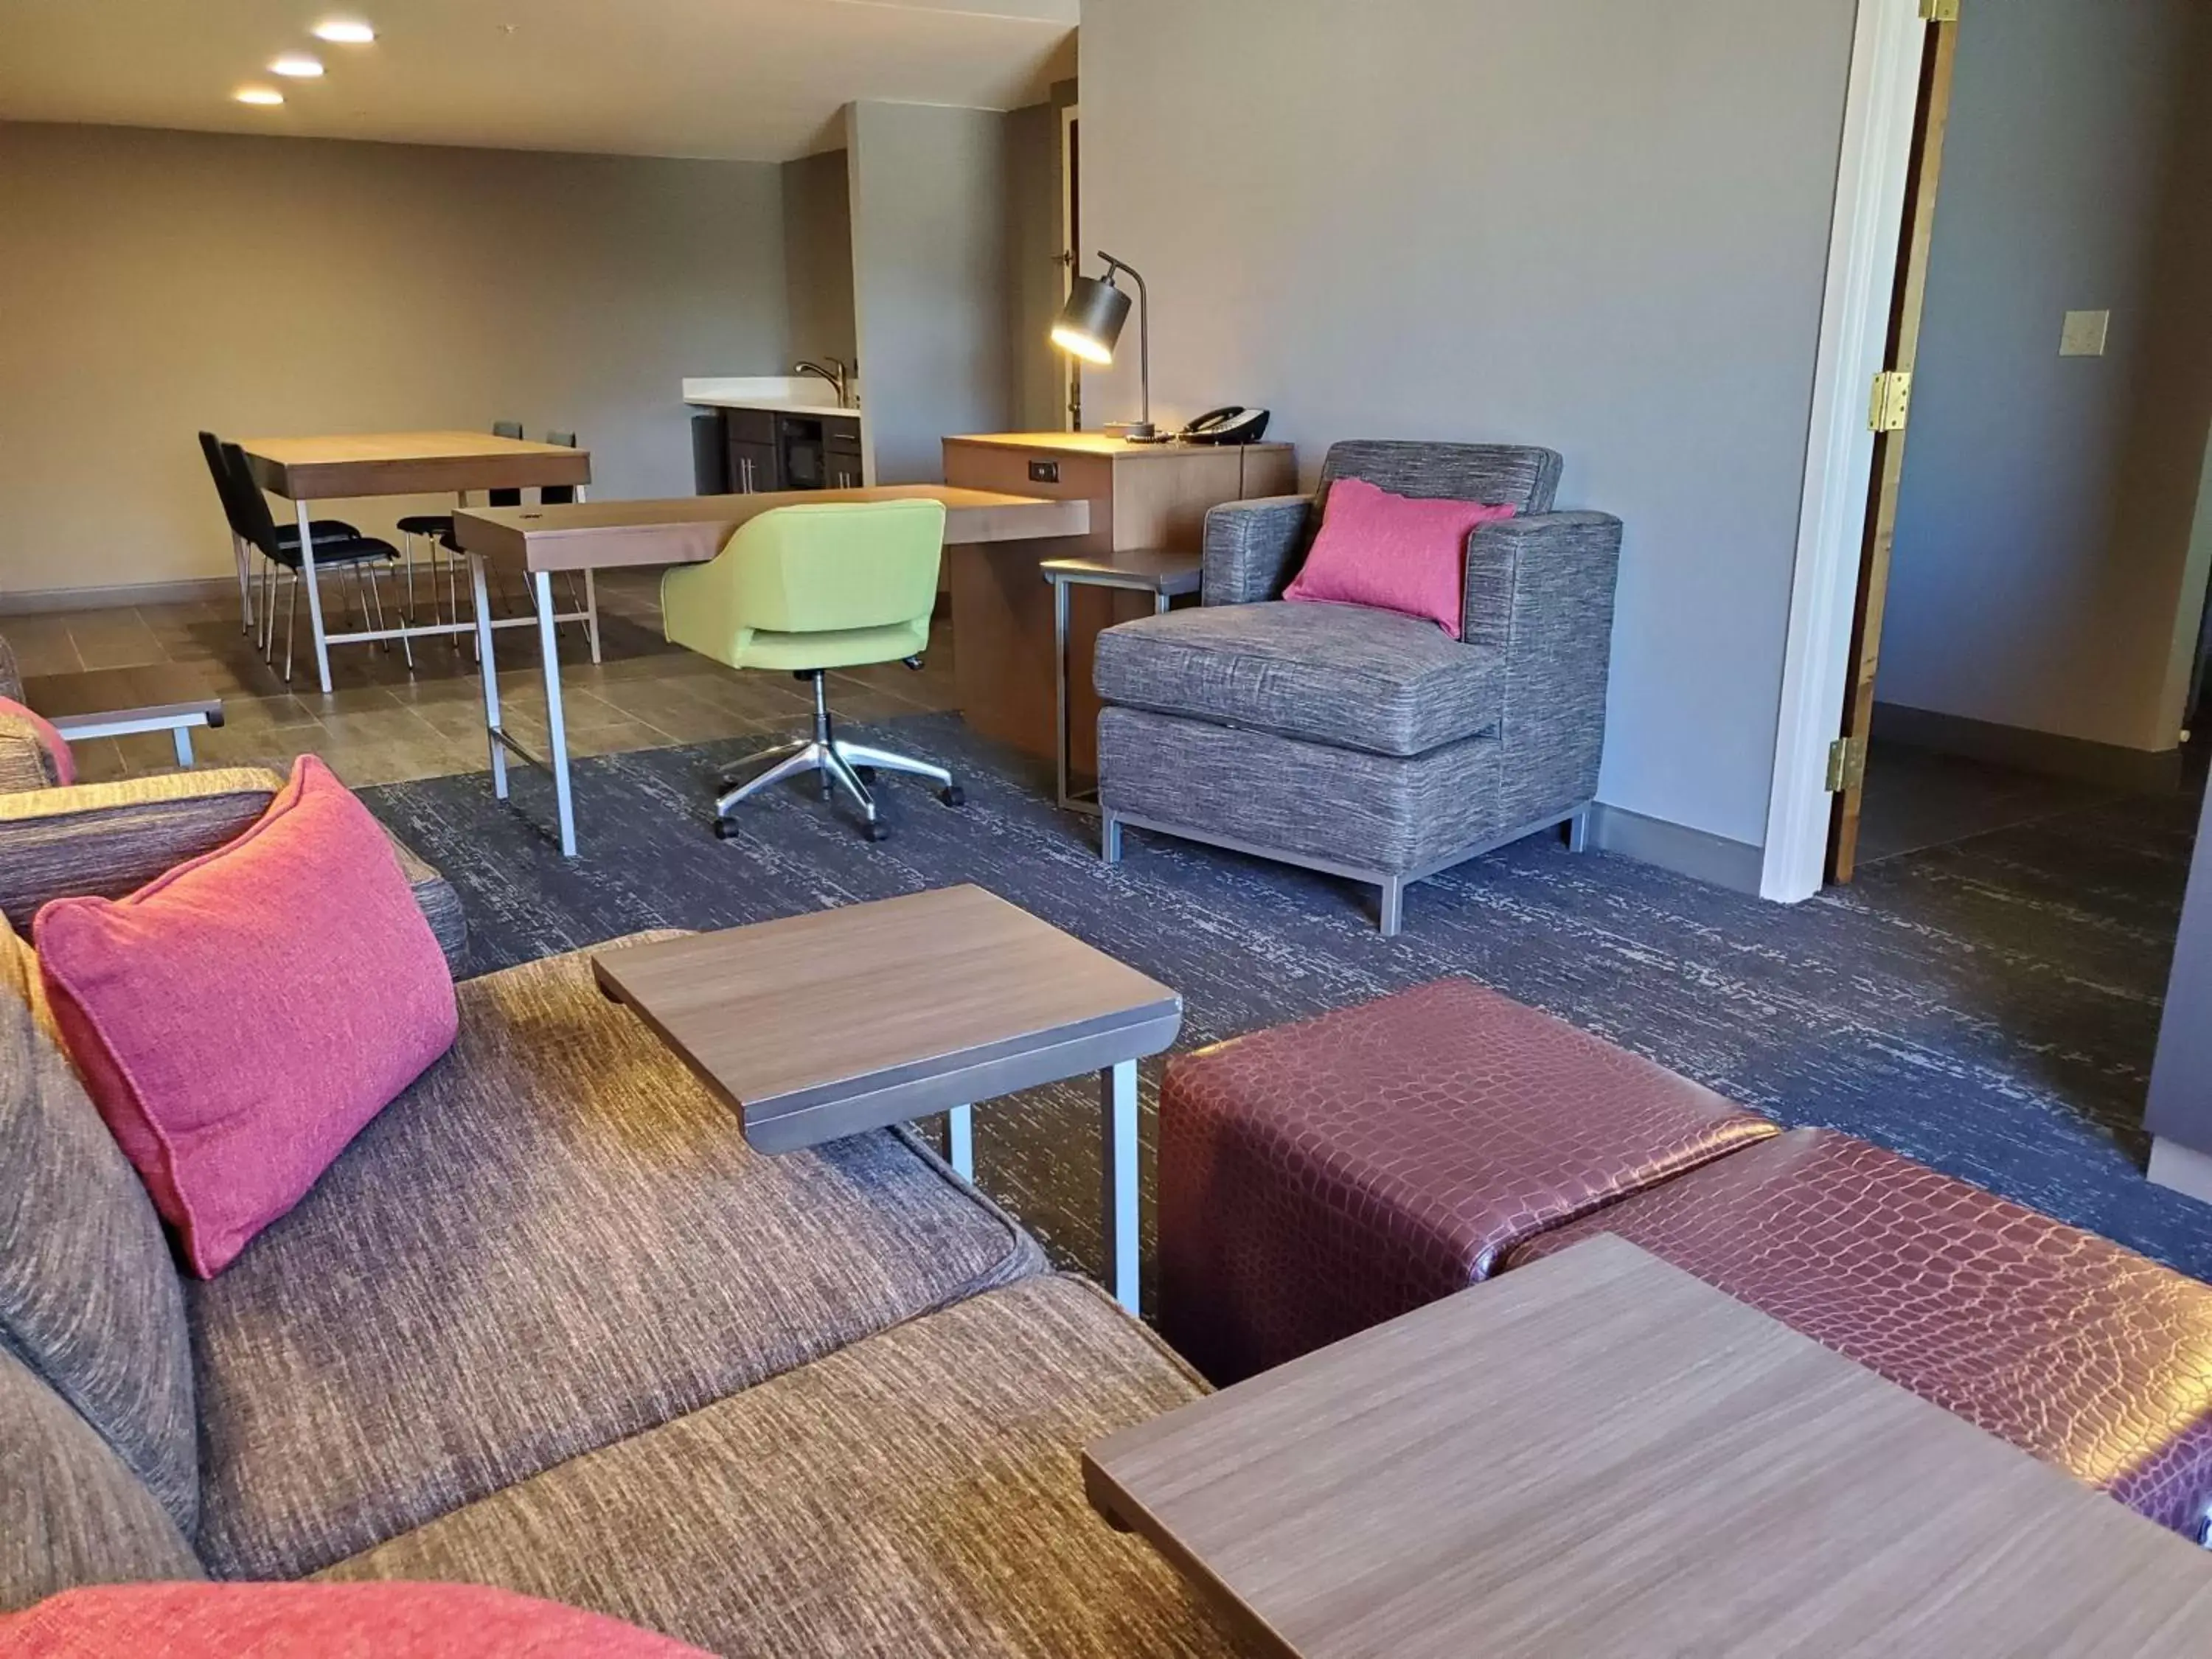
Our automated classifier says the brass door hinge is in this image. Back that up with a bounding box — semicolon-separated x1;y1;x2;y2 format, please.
1826;736;1869;794
1868;369;1913;434
1920;0;1959;22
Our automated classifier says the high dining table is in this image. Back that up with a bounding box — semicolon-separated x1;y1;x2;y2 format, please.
237;431;593;695
451;484;1091;856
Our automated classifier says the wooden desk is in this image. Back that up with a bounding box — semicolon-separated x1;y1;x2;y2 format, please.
235;432;593;695
1085;1236;2212;1658
446;485;1089;856
453;484;1089;573
592;885;1180;1312
942;434;1296;774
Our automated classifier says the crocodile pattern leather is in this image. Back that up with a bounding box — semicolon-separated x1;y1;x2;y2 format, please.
1511;1129;2212;1540
1157;978;1778;1383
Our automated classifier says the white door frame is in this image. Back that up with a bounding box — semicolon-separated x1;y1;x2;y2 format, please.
1759;0;1931;902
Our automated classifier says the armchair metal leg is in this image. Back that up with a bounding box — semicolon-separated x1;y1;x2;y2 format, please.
1568;807;1592;854
1379;876;1405;938
1101;811;1123;865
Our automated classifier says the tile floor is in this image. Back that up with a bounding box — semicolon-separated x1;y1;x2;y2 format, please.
1852;739;2129;866
4;569;960;790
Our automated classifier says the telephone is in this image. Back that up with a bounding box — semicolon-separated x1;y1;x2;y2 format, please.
1178;406;1273;445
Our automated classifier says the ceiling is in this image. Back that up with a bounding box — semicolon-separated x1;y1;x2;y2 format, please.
0;0;1079;161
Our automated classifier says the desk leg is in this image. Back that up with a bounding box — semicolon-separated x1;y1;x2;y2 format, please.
293;502;333;695
533;571;578;858
469;553;507;800
172;726;195;767
1101;1058;1139;1315
946;1105;974;1180
1052;577;1072;810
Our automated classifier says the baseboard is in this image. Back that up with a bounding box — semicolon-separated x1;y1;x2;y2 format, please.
1872;702;2183;793
1;577;236;614
1585;803;1765;896
2149;1138;2212;1208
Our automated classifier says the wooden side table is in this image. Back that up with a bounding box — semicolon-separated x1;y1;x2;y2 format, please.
591;885;1182;1312
1085;1235;2212;1657
23;666;225;768
1040;548;1202;815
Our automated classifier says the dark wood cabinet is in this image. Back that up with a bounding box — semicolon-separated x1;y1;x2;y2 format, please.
706;407;863;494
727;436;779;494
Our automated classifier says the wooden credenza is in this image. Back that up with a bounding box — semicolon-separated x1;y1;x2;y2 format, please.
942;433;1297;776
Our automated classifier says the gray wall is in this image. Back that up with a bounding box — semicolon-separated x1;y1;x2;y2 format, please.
0;122;789;599
782;147;858;369
1004;99;1068;432
846;102;1013;484
1879;1;2212;754
1078;0;1858;849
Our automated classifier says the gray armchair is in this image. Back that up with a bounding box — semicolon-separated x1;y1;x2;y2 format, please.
1091;441;1622;934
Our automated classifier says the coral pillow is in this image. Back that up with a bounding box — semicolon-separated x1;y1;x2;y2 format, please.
1283;476;1517;639
0;1582;715;1656
0;695;75;786
33;755;458;1276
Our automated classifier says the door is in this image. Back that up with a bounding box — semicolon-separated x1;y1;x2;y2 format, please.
1828;11;1960;882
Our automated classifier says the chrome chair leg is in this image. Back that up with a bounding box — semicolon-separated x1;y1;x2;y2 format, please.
284;570;300;684
714;744;824;818
716;739;808;787
371;563;413;672
832;740;953;790
583;568;602;664
821;747;878;823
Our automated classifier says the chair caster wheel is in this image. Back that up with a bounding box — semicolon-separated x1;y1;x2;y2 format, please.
941;785;966;807
713;818;742;841
865;821;891;843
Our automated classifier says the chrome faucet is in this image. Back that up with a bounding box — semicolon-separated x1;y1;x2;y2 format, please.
793;357;852;408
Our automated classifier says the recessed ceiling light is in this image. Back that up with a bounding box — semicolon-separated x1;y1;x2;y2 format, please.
270;54;324;77
234;86;285;105
312;19;376;44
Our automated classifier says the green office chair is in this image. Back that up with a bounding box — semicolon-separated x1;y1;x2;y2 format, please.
661;498;961;842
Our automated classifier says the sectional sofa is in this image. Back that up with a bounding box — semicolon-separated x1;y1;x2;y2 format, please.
0;757;1238;1654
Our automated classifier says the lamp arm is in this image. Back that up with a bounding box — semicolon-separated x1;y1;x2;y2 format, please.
1099;251;1150;430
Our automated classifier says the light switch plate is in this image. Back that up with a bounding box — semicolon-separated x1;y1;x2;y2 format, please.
2060;310;2110;357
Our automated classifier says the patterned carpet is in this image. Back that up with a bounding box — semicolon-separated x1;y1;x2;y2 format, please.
361;711;2212;1291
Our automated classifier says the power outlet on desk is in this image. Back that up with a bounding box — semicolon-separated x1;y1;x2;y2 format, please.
1029;459;1061;484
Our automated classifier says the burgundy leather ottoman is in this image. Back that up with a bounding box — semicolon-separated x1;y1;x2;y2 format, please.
1157;978;1779;1384
1512;1128;2212;1540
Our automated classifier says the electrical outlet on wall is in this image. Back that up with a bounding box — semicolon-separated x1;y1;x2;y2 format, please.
2060;310;2110;357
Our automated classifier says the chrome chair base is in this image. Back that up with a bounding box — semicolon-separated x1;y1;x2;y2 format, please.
712;671;961;843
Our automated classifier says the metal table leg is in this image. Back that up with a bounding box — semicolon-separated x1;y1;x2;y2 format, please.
1052;576;1073;810
171;726;195;767
292;501;334;695
469;553;507;799
1101;1057;1139;1315
533;571;577;857
233;532;254;636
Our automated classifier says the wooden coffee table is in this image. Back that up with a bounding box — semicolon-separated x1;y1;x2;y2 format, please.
22;666;225;767
591;885;1181;1312
1085;1235;2212;1657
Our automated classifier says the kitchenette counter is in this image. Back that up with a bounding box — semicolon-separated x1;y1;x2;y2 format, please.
682;376;860;420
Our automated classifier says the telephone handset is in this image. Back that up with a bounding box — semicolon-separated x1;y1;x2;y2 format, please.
1178;406;1273;445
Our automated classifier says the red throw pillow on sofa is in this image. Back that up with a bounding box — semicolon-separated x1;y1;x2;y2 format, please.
1283;476;1517;639
0;695;76;787
33;754;459;1276
0;1582;714;1656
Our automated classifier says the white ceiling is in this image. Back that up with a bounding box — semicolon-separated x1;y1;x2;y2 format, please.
0;0;1079;161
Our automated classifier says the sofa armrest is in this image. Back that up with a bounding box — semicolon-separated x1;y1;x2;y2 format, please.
1200;495;1312;606
0;631;22;703
0;767;470;975
0;712;60;793
0;769;284;928
1463;510;1624;826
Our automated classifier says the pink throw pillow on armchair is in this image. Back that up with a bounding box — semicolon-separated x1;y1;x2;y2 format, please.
1283;476;1516;639
33;754;458;1276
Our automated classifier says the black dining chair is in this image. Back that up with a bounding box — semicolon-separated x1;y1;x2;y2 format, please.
218;441;408;682
198;431;362;639
398;420;525;649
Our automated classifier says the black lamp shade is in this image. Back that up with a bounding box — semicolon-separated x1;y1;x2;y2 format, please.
1051;275;1131;365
